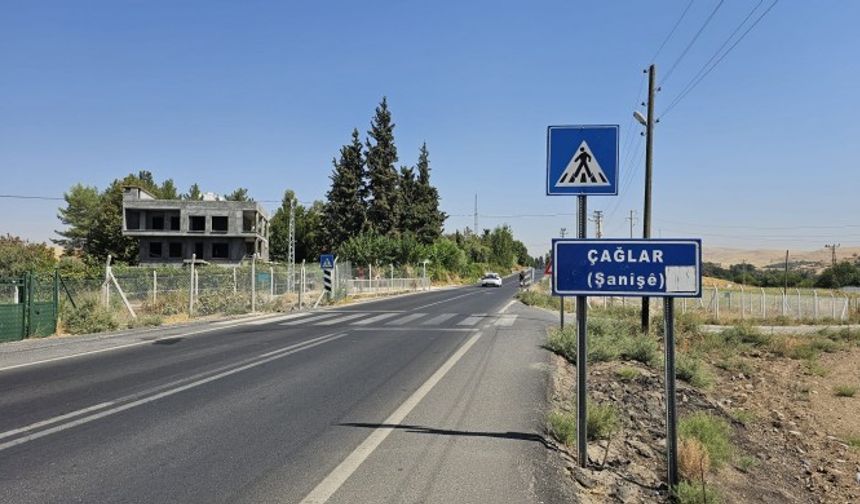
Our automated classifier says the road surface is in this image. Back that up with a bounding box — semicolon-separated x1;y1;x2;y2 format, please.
0;275;572;503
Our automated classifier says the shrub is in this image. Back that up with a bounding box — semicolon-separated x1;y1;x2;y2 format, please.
615;366;640;382
547;411;576;446
721;324;770;347
679;413;732;468
676;353;713;388
127;314;163;329
833;385;857;397
678;437;710;481
587;402;619;441
675;481;721;504
61;298;119;335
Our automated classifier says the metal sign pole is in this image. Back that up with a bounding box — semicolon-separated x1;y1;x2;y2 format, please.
664;297;678;488
576;195;588;467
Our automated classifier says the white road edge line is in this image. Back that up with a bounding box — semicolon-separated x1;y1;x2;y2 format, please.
0;315;290;373
298;328;484;504
498;299;516;314
0;332;348;452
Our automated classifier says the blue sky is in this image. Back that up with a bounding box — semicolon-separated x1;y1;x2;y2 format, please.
2;1;858;256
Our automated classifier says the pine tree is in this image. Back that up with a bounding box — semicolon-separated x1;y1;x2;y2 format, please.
364;97;400;235
397;166;418;234
224;188;252;202
159;179;179;199
324;129;367;246
54;184;101;255
184;183;203;200
413;143;446;243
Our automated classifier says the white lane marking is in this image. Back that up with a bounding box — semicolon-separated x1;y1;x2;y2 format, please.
350;313;399;326
498;299;517;314
385;313;427;326
0;318;274;374
412;290;484;310
0;332;348;452
457;314;486;326
494;314;517;327
315;313;367;326
248;313;312;325
298;329;484;504
0;401;114;441
280;313;339;326
421;313;456;326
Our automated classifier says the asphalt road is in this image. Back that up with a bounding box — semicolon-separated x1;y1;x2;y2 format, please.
0;275;571;504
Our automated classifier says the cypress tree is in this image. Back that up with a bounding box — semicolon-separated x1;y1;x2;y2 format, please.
397;166;418;234
325;129;367;246
365;97;400;235
413;143;446;243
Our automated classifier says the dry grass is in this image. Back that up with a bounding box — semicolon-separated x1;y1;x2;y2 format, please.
679;437;711;482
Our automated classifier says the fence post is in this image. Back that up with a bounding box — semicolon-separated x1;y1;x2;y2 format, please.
251;253;257;313
796;288;802;320
781;292;786;317
761;288;766;319
739;286;745;320
682;298;686;314
390;264;394;293
813;290;818;320
270;266;275;298
233;266;237;295
189;254;196;316
152;270;158;304
713;286;719;321
299;261;305;309
842;296;849;321
103;255;112;308
831;292;836;320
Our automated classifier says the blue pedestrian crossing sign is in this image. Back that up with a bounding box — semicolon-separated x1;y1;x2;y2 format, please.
320;254;335;270
546;125;619;196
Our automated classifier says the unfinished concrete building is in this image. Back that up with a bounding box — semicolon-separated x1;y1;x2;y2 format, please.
121;186;269;264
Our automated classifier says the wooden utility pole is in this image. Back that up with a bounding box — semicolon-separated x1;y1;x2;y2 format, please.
641;64;657;333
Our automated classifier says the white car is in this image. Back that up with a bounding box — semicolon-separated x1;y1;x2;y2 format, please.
480;273;502;288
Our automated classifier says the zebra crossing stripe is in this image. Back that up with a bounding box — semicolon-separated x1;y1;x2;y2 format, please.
457;314;485;326
494;314;517;327
421;313;456;326
351;313;399;326
280;313;339;326
315;313;368;326
386;313;427;325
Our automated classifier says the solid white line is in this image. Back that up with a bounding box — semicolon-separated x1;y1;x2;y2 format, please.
0;401;115;441
298;329;484;504
0;318;266;373
412;290;483;310
498;299;517;314
350;313;399;326
0;332;347;452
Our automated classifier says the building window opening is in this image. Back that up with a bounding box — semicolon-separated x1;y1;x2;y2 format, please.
190;216;205;232
212;216;228;233
149;242;163;259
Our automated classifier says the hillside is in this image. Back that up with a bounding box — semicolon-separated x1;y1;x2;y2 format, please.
704;246;860;269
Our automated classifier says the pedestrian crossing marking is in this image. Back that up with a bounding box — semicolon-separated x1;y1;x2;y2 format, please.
457;315;485;326
316;313;367;325
421;313;456;325
556;140;609;187
280;313;338;325
386;313;427;325
494;314;517;326
350;313;399;326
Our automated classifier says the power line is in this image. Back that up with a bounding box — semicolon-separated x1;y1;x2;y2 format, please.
0;194;64;201
659;0;726;86
661;0;779;118
650;0;696;62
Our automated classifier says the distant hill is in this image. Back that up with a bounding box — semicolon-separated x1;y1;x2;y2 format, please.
704;246;860;270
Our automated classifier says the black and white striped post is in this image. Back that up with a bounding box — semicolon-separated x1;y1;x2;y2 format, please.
323;268;333;298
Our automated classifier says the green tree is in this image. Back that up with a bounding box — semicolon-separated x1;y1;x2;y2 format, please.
54;184;101;255
412;143;446;243
365;97;400;235
84;178;141;264
159;179;180;199
325;129;368;246
816;262;860;288
397;166;419;234
184;183;203;200
0;235;57;276
224;188;252;202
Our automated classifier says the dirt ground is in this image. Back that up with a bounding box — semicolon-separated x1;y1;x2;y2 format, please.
547;345;860;503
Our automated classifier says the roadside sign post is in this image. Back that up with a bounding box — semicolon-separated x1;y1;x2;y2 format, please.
552;239;701;487
547;124;618;469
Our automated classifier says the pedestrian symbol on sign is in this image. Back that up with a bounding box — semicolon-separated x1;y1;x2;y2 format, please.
556;141;609;187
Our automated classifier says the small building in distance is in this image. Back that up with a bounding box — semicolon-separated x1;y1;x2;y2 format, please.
121;186;269;264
